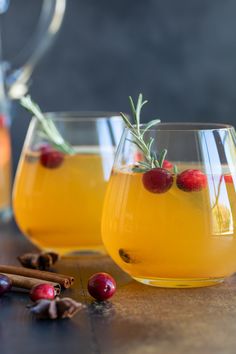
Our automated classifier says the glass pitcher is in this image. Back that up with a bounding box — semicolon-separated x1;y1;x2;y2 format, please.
0;0;66;222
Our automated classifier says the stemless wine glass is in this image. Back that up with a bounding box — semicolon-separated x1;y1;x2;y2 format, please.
13;112;123;255
102;123;236;288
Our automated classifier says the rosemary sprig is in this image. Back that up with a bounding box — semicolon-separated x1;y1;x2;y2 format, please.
120;94;167;171
20;95;75;155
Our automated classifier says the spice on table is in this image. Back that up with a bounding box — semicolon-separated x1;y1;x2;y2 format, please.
18;252;59;270
3;273;61;295
30;297;85;320
0;265;74;288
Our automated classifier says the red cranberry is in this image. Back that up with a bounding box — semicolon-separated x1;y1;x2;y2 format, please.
162;159;173;170
0;274;12;295
176;169;207;192
134;151;143;162
142;168;173;193
29;283;55;302
0;114;6;129
87;272;116;301
40;145;64;169
224;175;233;183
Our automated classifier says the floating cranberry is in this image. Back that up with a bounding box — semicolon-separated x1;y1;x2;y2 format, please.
142;168;173;193
0;274;12;295
40;145;64;169
29;283;55;302
176;169;207;192
87;272;116;301
224;175;233;183
162;160;173;170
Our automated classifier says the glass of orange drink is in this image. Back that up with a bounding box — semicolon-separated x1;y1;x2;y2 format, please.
13;112;123;255
102;96;236;287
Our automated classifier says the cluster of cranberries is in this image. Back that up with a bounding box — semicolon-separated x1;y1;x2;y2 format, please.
142;159;207;194
0;272;116;303
29;273;116;303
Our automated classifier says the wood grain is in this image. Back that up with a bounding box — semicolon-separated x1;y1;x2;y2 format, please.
1;223;236;354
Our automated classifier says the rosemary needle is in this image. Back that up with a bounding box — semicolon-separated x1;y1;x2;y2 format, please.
120;93;167;171
20;95;75;155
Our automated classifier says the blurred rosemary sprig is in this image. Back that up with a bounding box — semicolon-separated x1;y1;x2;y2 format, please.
20;95;75;154
120;94;167;172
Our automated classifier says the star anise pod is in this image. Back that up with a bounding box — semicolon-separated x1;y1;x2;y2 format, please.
18;252;59;270
30;297;85;320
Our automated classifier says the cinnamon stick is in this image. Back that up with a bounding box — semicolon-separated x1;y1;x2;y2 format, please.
0;265;74;288
3;273;61;295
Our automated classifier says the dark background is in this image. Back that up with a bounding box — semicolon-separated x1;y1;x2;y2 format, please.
2;0;236;167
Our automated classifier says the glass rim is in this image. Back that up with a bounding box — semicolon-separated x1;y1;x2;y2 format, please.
125;122;235;132
32;111;123;122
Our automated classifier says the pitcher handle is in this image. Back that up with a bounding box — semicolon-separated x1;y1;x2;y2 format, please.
6;0;66;99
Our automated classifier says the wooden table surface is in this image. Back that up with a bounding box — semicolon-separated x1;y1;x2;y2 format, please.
1;222;236;354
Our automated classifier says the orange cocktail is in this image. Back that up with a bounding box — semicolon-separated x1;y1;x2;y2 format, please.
102;165;236;287
102;111;236;287
14;149;111;254
13;112;122;255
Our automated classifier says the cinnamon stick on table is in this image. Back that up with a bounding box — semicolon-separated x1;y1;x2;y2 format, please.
0;265;74;288
3;273;61;295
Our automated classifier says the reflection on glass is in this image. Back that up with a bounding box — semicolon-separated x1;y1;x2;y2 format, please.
200;129;236;236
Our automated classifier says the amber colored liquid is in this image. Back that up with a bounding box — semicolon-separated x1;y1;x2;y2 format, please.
102;167;236;287
0;127;11;211
13;147;113;255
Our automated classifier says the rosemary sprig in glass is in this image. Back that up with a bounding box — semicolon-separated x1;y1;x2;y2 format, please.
120;94;167;172
20;95;75;155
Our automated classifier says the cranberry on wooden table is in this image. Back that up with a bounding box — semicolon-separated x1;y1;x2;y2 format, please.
87;273;116;301
29;283;55;302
